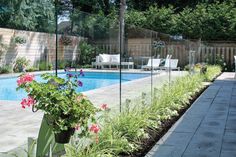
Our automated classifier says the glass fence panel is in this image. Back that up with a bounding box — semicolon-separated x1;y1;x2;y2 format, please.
120;26;152;112
0;3;57;155
59;11;121;113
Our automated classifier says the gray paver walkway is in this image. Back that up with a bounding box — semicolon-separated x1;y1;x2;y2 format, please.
146;72;236;157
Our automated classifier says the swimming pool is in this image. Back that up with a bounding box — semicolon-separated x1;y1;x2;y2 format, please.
0;72;150;100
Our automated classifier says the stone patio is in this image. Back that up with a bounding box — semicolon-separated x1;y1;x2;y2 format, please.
146;72;236;157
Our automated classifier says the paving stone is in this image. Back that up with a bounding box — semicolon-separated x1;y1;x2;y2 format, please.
222;137;236;151
182;149;220;157
228;105;236;112
204;111;228;120
200;118;226;129
147;145;184;157
209;105;229;112
159;132;193;148
169;117;202;133
194;128;223;141
220;151;236;157
186;104;210;115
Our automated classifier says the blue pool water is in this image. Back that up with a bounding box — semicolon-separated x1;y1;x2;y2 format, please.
0;72;150;100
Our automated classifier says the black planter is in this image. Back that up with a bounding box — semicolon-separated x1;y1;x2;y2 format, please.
54;128;75;144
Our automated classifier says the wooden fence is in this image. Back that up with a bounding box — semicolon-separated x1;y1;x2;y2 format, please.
95;41;236;69
0;28;83;67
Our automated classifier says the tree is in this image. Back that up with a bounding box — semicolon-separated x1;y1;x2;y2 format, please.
0;0;55;32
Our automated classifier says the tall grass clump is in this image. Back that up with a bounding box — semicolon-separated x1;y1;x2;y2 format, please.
202;65;222;81
64;65;221;157
150;74;203;122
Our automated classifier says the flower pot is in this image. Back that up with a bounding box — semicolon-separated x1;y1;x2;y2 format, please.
54;128;75;144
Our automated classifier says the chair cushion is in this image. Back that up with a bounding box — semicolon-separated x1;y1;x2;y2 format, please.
99;54;110;62
96;56;100;62
110;54;120;62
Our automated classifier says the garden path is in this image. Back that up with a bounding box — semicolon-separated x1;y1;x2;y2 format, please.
146;72;236;157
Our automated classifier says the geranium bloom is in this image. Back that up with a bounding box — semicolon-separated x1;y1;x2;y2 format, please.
100;104;109;110
21;96;36;109
17;73;34;86
89;124;100;134
77;80;83;87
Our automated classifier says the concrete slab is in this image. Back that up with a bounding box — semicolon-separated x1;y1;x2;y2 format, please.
220;151;236;157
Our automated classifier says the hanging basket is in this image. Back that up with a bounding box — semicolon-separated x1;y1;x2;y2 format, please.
59;35;73;46
54;128;75;144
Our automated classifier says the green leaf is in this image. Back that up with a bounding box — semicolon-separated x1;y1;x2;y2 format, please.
36;114;64;157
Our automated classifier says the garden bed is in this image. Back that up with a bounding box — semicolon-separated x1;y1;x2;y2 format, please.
128;85;209;157
62;65;222;157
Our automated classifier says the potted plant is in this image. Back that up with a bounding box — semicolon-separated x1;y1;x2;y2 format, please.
13;36;27;45
13;57;30;72
16;70;98;144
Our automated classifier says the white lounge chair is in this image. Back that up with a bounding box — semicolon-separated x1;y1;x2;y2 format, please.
234;56;236;78
92;54;134;69
141;59;161;70
160;59;180;71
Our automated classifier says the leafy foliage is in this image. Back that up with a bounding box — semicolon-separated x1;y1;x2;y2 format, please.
13;36;27;44
0;65;12;74
125;1;236;40
17;73;98;133
13;57;29;72
0;0;55;32
38;60;53;71
64;65;222;157
71;10;118;39
201;65;222;81
78;41;96;66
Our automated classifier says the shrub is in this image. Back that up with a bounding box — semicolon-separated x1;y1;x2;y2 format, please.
79;42;96;66
202;65;222;81
26;67;38;72
38;61;53;71
58;60;72;69
13;57;30;72
0;65;12;74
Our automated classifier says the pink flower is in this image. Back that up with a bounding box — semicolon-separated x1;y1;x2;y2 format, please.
17;73;34;86
20;96;36;109
89;124;100;134
100;104;109;110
